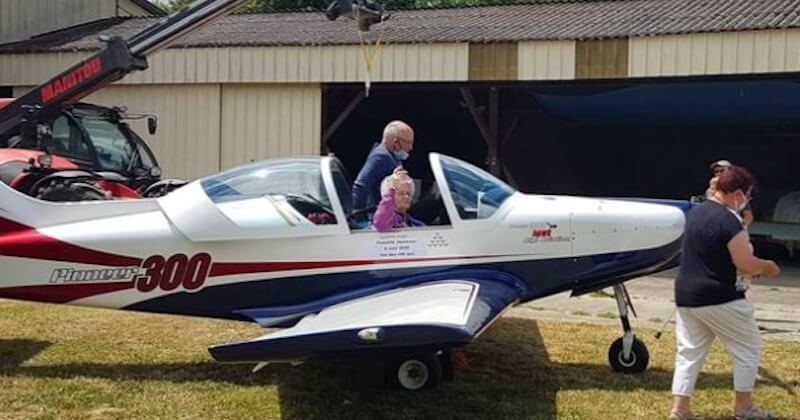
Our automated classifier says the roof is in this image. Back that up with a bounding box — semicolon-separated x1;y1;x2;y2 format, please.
3;0;800;53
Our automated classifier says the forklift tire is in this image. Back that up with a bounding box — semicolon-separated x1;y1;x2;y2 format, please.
35;180;108;202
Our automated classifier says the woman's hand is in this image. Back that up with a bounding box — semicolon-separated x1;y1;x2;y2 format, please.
391;169;408;190
762;260;781;278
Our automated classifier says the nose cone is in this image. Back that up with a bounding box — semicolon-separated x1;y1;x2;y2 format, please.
571;198;686;294
571;198;685;257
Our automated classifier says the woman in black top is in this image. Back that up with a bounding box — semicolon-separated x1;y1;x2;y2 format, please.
669;166;780;420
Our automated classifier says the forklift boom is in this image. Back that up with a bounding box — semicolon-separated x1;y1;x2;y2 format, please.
0;0;254;142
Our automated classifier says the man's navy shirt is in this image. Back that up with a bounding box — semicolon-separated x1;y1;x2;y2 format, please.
352;143;399;210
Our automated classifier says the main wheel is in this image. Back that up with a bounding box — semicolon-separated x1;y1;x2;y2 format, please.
36;180;107;202
385;353;442;391
608;336;649;374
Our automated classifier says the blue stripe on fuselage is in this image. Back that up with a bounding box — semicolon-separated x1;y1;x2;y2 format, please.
124;238;682;322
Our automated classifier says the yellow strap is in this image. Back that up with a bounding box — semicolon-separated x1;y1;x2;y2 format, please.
354;8;384;85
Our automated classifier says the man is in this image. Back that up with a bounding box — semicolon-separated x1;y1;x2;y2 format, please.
352;120;415;211
706;160;732;199
707;160;754;227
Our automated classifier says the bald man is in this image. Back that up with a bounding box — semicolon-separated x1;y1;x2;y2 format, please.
352;120;415;211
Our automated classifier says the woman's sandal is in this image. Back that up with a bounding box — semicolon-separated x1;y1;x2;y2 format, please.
734;406;776;420
669;410;701;420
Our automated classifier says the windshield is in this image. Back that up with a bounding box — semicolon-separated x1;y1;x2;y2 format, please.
201;158;332;207
439;155;515;220
79;116;137;172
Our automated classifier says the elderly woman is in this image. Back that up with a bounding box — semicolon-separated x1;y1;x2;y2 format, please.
670;166;780;420
372;169;424;232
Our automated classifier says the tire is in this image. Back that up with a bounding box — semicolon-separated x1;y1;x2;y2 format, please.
385;353;443;391
608;336;649;374
35;180;107;202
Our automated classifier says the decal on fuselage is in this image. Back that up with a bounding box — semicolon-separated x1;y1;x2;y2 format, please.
523;222;571;244
135;253;213;293
50;267;145;284
49;253;214;294
374;233;425;257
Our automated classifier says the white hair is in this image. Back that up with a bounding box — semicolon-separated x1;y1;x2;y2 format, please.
382;120;410;143
381;174;415;197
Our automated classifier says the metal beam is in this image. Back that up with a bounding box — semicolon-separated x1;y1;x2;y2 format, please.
322;89;365;146
500;111;520;188
488;86;499;176
459;87;490;145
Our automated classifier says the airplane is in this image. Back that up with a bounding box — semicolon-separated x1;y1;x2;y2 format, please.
0;152;686;391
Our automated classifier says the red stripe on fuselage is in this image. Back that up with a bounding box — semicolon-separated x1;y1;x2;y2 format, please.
208;256;495;277
0;281;133;303
0;216;142;266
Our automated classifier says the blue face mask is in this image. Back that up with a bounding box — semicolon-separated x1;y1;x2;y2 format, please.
394;149;409;161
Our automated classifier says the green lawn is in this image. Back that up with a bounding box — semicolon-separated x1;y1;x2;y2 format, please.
1;299;798;420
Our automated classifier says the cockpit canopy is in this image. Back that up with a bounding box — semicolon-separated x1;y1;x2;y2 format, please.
161;153;517;241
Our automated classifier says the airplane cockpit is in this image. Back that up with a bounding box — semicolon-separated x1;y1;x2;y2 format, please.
184;153;517;237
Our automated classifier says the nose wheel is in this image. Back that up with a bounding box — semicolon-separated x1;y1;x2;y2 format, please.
608;284;649;373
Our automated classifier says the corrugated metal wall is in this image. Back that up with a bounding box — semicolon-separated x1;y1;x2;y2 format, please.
469;43;518;80
517;40;576;80
0;0;151;44
0;44;469;86
575;39;628;79
86;85;223;180
220;84;320;169
9;84;322;180
6;29;800;180
629;29;800;77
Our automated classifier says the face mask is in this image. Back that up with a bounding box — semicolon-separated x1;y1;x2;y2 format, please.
736;192;749;212
394;149;409;161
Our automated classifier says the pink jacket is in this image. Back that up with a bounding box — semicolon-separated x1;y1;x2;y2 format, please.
372;187;424;232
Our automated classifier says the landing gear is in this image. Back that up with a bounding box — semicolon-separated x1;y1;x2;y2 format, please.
385;351;451;391
608;284;649;374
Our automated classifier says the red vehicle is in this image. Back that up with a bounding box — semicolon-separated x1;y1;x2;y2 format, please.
0;98;182;201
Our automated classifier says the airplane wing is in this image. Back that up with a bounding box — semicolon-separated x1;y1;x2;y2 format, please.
208;279;522;363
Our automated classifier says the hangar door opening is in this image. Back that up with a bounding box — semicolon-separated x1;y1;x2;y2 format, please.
322;84;491;188
323;78;800;260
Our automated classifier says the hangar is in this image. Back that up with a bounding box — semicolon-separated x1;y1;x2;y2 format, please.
1;0;799;250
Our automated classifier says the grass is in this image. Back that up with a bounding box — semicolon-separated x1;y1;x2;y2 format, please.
1;299;799;420
571;310;590;317
596;312;618;320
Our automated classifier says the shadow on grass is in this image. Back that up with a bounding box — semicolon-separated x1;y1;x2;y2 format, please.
0;339;51;372
1;318;784;419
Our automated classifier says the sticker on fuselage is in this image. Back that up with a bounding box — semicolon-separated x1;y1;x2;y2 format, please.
49;253;214;293
134;253;212;292
50;267;146;284
427;232;449;249
374;233;426;257
523;223;571;244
